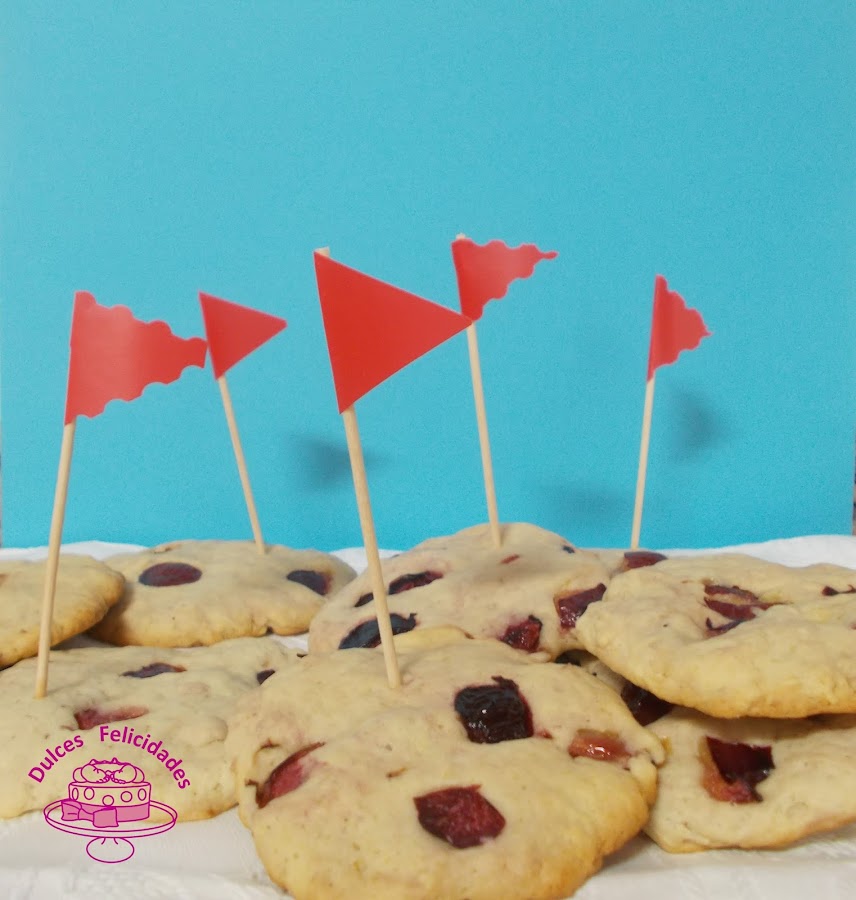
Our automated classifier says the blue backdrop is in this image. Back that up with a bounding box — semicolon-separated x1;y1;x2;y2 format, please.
1;2;854;552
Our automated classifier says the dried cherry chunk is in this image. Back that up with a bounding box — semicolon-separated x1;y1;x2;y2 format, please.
454;676;533;744
338;613;418;649
256;742;324;808
74;706;148;730
621;550;667;570
702;736;773;803
499;615;542;653
286;569;331;595
822;584;856;596
353;571;442;607
256;669;276;684
500;554;520;565
555;583;607;629
139;562;202;587
122;663;186;679
620;682;674;725
704;584;759;604
414;785;505;848
568;728;631;765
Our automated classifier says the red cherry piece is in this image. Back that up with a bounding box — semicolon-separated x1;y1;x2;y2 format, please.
286;569;331;595
702;736;774;803
122;663;186;678
499;615;542;652
704;583;759;604
703;585;772;637
353;571;442;607
561;545;575;554
74;706;148;730
620;682;674;726
256;742;324;808
139;562;202;587
414;785;505;848
256;669;276;684
568;728;631;765
621;550;667;570
822;584;856;596
338;613;418;649
555;584;607;629
500;554;520;565
454;676;533;744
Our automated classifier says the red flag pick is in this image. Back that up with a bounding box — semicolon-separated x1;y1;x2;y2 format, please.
199;292;287;378
64;292;207;424
314;252;471;412
451;237;557;320
646;275;710;380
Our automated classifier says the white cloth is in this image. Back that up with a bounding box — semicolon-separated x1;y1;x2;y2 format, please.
2;537;855;899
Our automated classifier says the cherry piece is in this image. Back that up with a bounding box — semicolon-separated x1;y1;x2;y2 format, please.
500;554;520;565
822;584;856;596
702;736;774;803
74;706;148;730
621;550;667;570
256;669;276;684
454;676;533;744
561;545;575;554
703;585;772;637
704;583;759;604
122;663;186;678
414;785;505;848
620;682;674;725
139;562;202;587
499;616;542;653
568;728;631;765
256;742;324;808
338;613;418;649
353;571;442;607
555;584;607;629
286;569;331;595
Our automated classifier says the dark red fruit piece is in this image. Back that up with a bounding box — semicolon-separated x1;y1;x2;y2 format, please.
621;550;667;570
568;729;631;765
338;613;418;649
702;736;773;803
139;562;202;587
454;676;533;744
500;554;520;565
256;669;276;684
704;597;760;621
620;682;674;725
354;592;373;607
286;569;331;595
561;545;575;554
414;785;505;848
703;585;772;637
122;662;186;678
353;571;443;607
499;615;542;652
256;742;324;808
822;584;856;596
555;583;607;629
704;584;759;604
74;706;148;730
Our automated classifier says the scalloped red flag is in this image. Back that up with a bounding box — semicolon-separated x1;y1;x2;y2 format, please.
199;292;287;379
646;276;710;380
64;291;207;424
314;252;471;412
451;237;558;320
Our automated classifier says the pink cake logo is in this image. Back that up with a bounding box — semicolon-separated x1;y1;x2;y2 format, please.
43;757;177;863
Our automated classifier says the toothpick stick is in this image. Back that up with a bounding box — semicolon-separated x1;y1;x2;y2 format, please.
342;404;401;689
217;374;265;554
35;419;77;698
630;375;656;549
465;323;502;547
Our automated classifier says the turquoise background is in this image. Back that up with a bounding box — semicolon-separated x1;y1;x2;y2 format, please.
1;2;854;552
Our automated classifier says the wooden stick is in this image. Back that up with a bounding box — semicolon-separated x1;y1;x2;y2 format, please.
342;405;401;688
35;419;77;698
630;375;656;550
465;323;502;547
217;374;265;554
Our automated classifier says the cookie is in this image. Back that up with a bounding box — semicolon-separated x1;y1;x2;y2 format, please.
227;637;664;900
308;522;612;658
0;637;300;821
0;555;125;667
574;554;856;718
89;540;356;647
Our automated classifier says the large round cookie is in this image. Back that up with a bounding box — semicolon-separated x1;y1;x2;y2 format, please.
308;522;612;658
227;638;664;900
0;637;300;820
90;540;356;647
0;555;124;667
574;554;856;718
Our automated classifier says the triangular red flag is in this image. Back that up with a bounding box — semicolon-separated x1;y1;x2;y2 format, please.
314;252;471;412
199;292;287;378
646;275;710;380
451;237;558;320
64;292;207;424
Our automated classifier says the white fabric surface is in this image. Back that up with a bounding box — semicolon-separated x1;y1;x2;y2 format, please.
1;536;855;899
